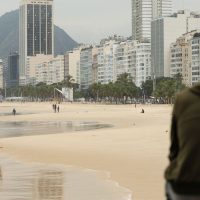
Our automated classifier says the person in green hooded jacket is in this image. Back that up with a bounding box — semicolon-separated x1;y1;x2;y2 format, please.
165;85;200;200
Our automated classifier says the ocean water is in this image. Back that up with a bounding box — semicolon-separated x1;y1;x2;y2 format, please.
0;121;113;138
0;155;132;200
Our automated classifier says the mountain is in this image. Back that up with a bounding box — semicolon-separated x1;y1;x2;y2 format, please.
0;9;78;60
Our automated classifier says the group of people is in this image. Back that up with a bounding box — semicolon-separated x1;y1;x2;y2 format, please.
52;104;59;113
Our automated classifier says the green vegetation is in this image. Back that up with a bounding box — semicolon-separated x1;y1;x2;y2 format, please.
5;75;78;101
87;73;138;104
3;73;187;104
142;75;186;104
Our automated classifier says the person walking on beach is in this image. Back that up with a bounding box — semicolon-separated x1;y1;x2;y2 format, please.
57;105;59;113
12;108;16;116
52;104;55;111
54;104;57;113
165;85;200;200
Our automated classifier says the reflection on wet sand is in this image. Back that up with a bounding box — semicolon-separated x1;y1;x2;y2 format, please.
0;156;132;200
0;157;65;200
0;121;113;138
35;170;63;200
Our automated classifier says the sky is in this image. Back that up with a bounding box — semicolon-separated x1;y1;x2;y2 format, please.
0;0;200;44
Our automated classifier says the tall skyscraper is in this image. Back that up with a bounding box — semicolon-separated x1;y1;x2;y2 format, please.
19;0;54;85
132;0;172;41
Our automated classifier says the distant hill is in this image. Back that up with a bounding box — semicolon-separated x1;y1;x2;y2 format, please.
0;9;78;60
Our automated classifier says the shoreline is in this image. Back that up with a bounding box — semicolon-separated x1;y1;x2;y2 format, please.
0;102;172;200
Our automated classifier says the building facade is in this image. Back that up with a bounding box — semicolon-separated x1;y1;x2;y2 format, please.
97;40;116;84
67;48;82;87
152;10;200;78
26;54;53;85
170;31;196;87
35;55;64;85
19;0;54;85
63;37;151;89
7;52;19;88
132;0;172;41
80;47;93;90
134;42;151;86
191;33;200;86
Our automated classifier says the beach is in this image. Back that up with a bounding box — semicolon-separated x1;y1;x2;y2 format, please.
0;102;172;200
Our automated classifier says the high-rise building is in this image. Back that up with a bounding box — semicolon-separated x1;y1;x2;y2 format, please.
35;55;64;85
152;10;200;78
152;0;172;19
97;41;116;85
80;47;93;90
132;0;172;41
8;52;19;88
19;0;54;85
134;42;151;86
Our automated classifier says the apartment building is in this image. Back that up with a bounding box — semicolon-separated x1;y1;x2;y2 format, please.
97;40;116;84
80;47;93;90
65;47;82;86
134;42;151;86
152;10;200;78
170;31;196;86
191;33;200;86
35;55;64;85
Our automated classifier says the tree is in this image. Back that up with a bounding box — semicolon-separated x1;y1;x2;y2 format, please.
62;75;75;88
115;73;138;103
141;79;153;97
152;75;187;104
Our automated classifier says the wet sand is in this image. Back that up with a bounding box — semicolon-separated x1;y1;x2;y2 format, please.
0;102;172;200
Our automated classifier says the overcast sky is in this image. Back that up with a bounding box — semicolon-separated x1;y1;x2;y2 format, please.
0;0;200;43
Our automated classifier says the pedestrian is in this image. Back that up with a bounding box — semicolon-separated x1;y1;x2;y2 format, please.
12;108;16;116
54;104;57;113
57;105;59;113
165;85;200;200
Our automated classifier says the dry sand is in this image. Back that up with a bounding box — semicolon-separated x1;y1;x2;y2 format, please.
0;102;172;200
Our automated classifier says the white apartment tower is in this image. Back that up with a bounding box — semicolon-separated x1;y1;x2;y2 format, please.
132;0;172;41
19;0;54;85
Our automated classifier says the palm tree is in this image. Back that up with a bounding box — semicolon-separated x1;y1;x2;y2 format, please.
62;75;75;88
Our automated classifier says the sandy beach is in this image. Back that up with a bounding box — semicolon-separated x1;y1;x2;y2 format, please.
0;102;172;200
